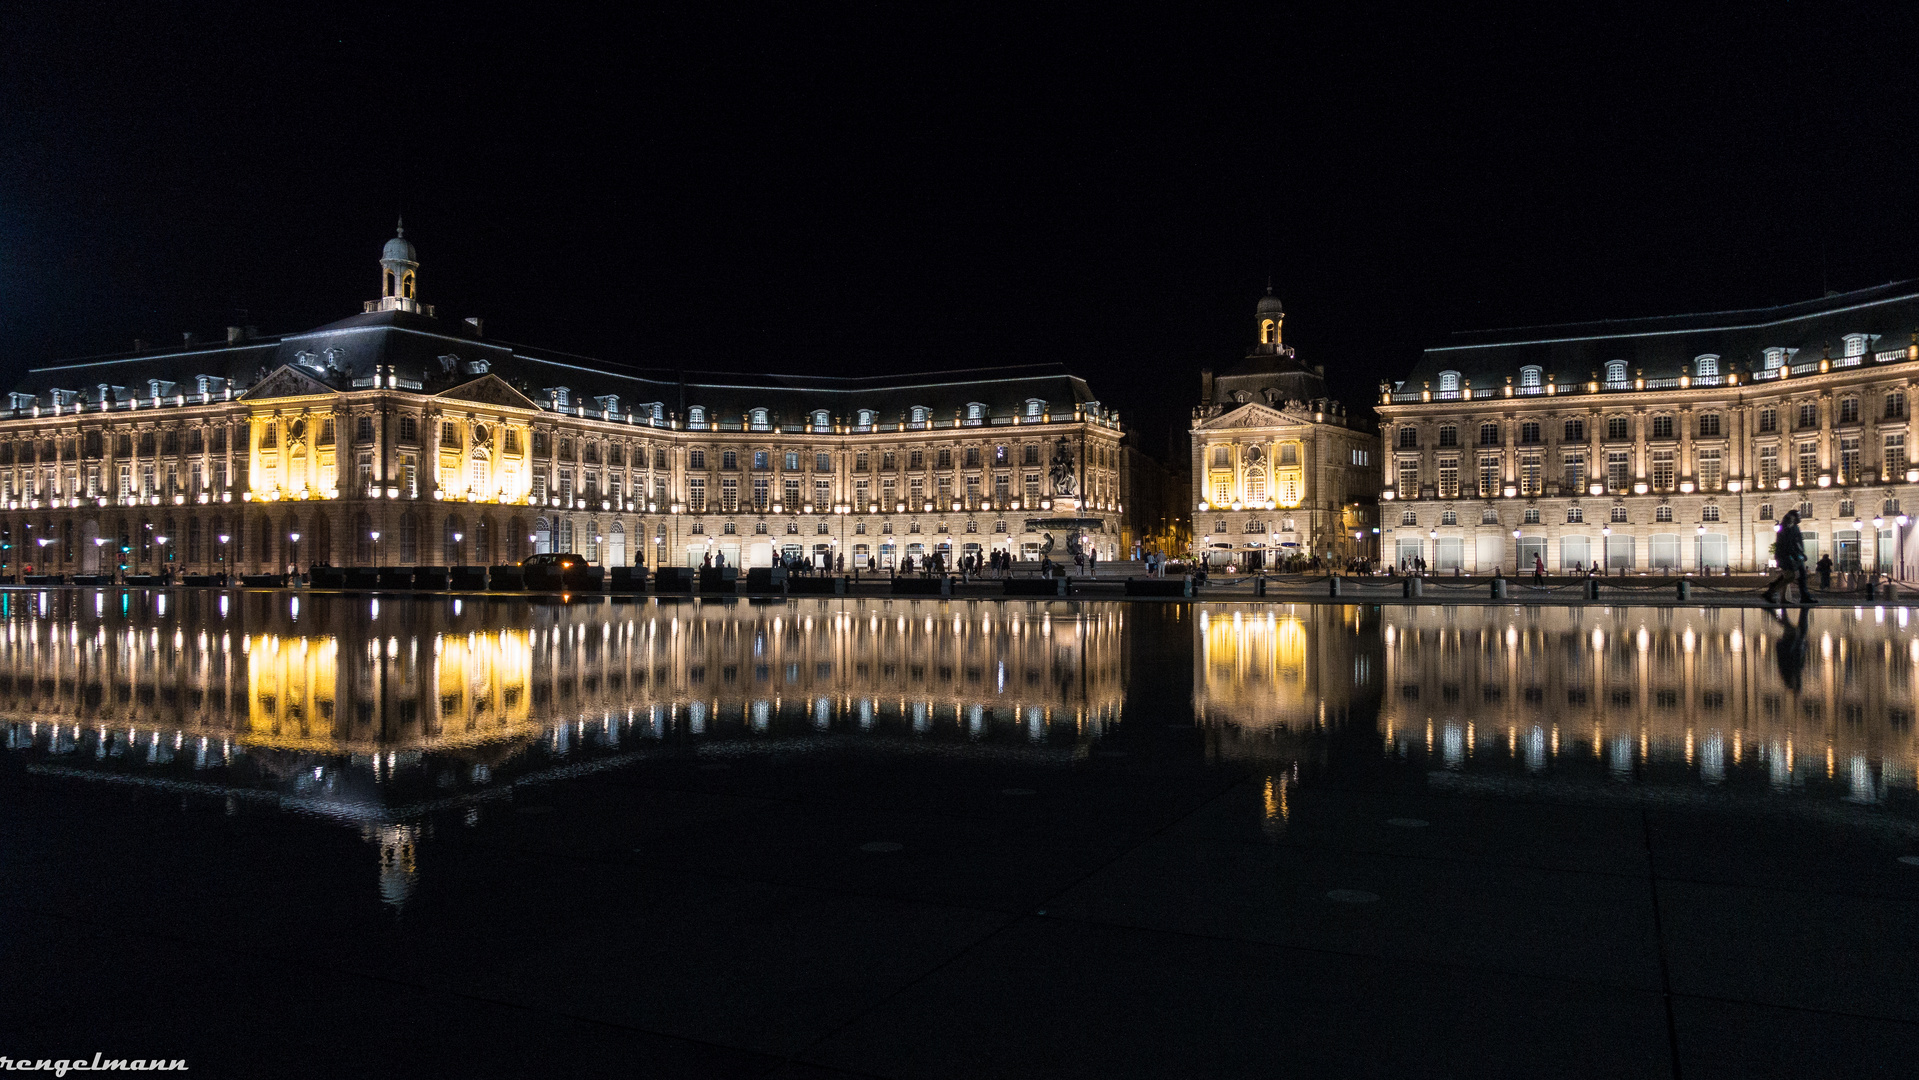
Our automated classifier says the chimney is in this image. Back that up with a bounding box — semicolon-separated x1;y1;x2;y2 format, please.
226;326;243;344
464;317;484;337
182;332;196;347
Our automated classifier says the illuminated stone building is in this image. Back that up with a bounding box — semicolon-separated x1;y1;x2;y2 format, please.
1189;290;1380;566
0;227;1128;576
1377;282;1919;574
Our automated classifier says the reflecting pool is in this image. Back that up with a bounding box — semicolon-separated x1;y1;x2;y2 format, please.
5;591;1916;904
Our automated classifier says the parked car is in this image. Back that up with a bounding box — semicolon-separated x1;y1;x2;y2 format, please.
521;553;595;591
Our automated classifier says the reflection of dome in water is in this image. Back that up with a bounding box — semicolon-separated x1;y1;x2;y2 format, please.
370;824;420;909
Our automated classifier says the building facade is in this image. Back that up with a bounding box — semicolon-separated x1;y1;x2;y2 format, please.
1189;291;1380;567
1377;281;1919;575
0;228;1128;577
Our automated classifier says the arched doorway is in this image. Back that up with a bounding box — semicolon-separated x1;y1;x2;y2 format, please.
443;514;465;566
309;512;331;566
81;520;99;573
354;511;373;565
608;520;626;566
506;516;525;563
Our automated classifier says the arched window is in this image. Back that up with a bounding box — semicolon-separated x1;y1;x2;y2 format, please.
1763;347;1785;370
1702;505;1721;522
1245;520;1265;533
1566;506;1583;523
812;409;831;428
1244;467;1266;503
1605;360;1628;385
909;406;931;427
1441;511;1458;525
648;402;665;423
1261;318;1276;344
1520;365;1542;389
1694;354;1720;378
1437;371;1460;393
1400;510;1418;526
1025;399;1045;418
856;409;876;429
687;406;706;426
749;408;770;431
965;402;987;425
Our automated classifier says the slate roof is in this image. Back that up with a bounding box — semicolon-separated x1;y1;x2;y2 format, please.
1398;279;1919;390
11;307;1103;424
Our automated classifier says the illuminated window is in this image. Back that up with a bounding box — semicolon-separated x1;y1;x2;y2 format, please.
1695;354;1719;377
1702;504;1721;522
687;406;706;426
1437;371;1460;393
1400;509;1417;526
1605;360;1627;385
1566;506;1584;523
1520;365;1542;389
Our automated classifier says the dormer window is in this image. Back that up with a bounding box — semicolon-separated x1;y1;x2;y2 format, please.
595;395;619;416
647;402;665;423
1605;360;1628;386
1694;354;1719;378
1519;366;1542;389
687;405;706;426
547;387;571;409
1084;400;1101;418
1763;347;1785;370
749;408;770;431
9;393;36;410
1024;398;1045;418
812;409;831;429
1843;333;1870;358
909;406;931;427
964;402;987;425
1437;371;1460;393
856;409;876;430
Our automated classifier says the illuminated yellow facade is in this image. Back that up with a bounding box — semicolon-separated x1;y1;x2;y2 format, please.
1190;291;1380;566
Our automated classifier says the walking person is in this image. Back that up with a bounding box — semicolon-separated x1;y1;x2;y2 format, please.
1763;510;1815;605
1816;552;1833;592
1532;552;1545;588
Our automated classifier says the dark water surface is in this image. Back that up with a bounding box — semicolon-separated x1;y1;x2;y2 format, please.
4;590;1918;1077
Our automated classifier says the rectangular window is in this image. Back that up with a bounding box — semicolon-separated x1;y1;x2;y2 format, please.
721;477;738;511
882;451;897;470
1698;413;1721;437
785;451;800;471
1437;458;1459;499
529;467;544;501
1888;393;1908;420
1606;451;1630;491
688;449;706;469
1758;408;1777;434
782;479;799;507
720;449;737;469
559;469;574;503
1886;433;1907;479
1758;446;1779;489
688;477;706;513
505;430;521;454
753;477;769;509
993;473;1009;502
1519;454;1541;495
912;478;926;507
856;452;869;471
141;464;156;495
856;480;870;508
1651;416;1673;439
1797;441;1819;486
1652;449;1675;490
1478;455;1499;497
1697;448;1721;491
1563;418;1585;443
1606;417;1629;441
190;462;202;492
399;416;418;442
1397;459;1419;497
815;452;831;472
1798;402;1818;429
1840;398;1859;424
815;480;831;508
1437;426;1457;448
882;479;896;507
1839;437;1860;484
1519;422;1540;444
1397;428;1417;449
441;422;459;448
1562;452;1587;493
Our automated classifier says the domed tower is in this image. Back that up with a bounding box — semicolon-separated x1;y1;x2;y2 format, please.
1253;286;1286;354
372;219;431;315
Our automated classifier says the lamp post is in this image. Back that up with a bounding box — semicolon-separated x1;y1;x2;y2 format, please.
1602;524;1612;576
452;531;463;568
369;530;380;568
288;532;299;581
217;533;229;577
1428;528;1437;575
92;536;106;577
35;536;50;576
1512;527;1522;576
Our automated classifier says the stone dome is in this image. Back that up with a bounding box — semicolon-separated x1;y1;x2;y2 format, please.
382;222;417;265
1256;288;1284;316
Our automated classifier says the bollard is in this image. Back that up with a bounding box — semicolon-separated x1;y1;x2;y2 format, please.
1677;579;1691;602
1492;575;1506;600
1585;578;1600;601
1255;577;1267;597
1329;575;1342;597
1408;576;1424;598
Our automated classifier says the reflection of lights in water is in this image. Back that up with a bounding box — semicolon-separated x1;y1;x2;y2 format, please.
368;824;420;909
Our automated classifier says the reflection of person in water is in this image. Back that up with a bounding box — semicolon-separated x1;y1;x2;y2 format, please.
1772;605;1811;693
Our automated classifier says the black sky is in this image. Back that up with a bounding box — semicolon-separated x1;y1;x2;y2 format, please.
3;5;1917;456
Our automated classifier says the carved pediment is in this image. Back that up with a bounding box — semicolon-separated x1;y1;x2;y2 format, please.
437;374;540;411
240;365;336;401
1196;402;1309;430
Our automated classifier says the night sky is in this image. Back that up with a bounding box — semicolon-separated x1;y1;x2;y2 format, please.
4;6;1917;456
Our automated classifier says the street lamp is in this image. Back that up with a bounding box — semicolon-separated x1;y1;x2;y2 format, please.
452;531;463;567
287;532;299;581
1512;527;1522;576
217;534;229;573
369;530;380;568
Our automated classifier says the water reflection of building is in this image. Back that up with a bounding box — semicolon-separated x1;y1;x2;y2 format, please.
1191;603;1383;775
2;593;1129;902
1378;606;1919;796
